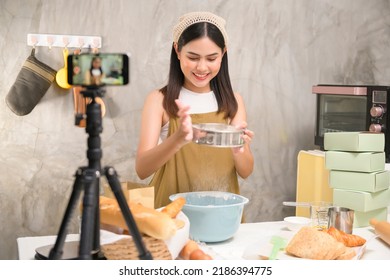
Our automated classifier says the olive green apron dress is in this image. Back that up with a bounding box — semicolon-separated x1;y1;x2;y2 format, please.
150;111;240;208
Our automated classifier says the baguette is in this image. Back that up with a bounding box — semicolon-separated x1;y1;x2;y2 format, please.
161;197;186;218
99;196;177;240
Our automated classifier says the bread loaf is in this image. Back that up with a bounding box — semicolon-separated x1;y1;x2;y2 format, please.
286;226;347;260
335;247;357;260
99;196;177;240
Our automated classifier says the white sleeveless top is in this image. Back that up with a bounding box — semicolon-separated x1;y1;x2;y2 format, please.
160;87;218;141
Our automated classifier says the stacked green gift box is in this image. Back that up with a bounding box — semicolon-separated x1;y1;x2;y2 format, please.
324;132;390;227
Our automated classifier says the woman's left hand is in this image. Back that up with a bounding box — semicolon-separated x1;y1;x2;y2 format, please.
232;121;254;153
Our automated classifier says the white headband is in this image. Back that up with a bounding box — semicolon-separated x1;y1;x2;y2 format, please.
173;11;228;47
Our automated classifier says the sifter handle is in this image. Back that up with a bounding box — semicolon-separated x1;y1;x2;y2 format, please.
282;201;311;207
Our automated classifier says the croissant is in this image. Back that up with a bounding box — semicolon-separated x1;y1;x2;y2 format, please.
161;197;186;218
327;226;366;247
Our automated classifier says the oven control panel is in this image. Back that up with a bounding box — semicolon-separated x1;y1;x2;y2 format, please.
370;90;388;133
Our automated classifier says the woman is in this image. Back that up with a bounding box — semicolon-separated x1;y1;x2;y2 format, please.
136;11;254;208
84;56;105;86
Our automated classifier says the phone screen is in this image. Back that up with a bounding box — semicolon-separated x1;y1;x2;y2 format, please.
67;53;129;86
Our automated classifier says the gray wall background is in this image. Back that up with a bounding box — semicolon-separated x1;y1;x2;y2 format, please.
1;0;390;259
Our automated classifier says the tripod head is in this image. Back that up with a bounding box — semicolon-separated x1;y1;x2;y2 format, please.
80;86;106;99
74;86;106;128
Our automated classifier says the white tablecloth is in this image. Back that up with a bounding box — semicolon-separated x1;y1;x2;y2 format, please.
17;220;390;260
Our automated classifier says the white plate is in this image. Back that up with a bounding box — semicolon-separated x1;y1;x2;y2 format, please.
284;216;311;232
242;231;364;260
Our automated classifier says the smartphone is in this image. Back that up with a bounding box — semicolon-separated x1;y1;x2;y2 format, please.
67;53;129;86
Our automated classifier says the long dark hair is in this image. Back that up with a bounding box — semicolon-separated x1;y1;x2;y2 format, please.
89;56;103;76
160;22;237;119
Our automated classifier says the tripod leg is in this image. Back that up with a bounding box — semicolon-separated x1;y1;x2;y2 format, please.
78;168;100;260
49;168;84;260
104;166;153;260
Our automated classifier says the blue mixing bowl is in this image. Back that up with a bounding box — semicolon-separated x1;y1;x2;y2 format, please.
169;191;249;243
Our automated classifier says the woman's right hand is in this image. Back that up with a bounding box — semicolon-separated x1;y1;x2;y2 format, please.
175;99;193;144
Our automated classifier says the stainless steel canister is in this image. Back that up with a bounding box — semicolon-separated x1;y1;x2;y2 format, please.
327;206;354;234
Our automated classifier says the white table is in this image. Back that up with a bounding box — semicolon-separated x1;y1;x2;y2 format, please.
17;220;390;260
205;221;390;260
17;234;80;260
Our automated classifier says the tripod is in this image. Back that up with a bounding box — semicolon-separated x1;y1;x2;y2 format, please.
46;87;152;260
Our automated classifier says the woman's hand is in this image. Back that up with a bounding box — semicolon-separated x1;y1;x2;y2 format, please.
175;99;193;144
230;121;254;178
232;121;254;154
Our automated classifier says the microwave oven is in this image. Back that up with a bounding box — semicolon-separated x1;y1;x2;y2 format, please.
312;84;390;162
